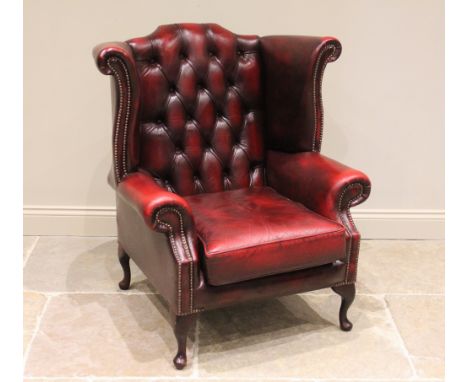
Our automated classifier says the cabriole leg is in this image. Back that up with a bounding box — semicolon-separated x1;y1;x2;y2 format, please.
332;283;356;331
118;244;131;290
172;314;196;370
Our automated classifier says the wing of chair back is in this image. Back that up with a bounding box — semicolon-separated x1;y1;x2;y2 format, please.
261;36;371;284
93;44;200;317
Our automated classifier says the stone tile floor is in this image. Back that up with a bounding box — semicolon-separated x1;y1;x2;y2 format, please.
23;237;444;381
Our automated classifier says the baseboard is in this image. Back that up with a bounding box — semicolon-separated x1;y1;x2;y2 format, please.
23;206;444;239
351;209;444;239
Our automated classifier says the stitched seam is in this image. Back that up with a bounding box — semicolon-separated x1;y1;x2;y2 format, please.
350;238;362;283
154;207;199;315
204;227;346;257
107;57;132;183
333;280;354;287
342;185;361;282
212;261;343;285
154;213;182;315
312;44;336;152
337;183;367;282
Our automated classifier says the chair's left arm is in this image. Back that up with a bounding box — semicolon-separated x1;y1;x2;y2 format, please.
261;35;370;284
267;151;371;284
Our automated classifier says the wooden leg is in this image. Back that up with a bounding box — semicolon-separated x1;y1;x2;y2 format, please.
118;244;131;290
172;314;196;370
332;283;356;331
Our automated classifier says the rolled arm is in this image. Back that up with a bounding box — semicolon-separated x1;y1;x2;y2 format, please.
93;41;136;75
266;151;371;222
267;151;370;285
117;172;194;231
117;172;199;315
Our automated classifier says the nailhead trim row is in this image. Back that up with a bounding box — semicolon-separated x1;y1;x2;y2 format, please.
107;57;132;183
337;182;370;283
154;207;202;315
312;43;338;152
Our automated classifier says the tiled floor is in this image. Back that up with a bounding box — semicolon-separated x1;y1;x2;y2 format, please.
23;237;444;381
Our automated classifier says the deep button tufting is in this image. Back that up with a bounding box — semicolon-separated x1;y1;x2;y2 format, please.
131;23;264;196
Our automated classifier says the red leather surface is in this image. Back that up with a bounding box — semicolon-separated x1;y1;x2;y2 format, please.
195;261;346;310
185;187;346;286
117;171;194;228
260;36;341;152
117;172;200;315
266;151;371;222
127;23;264;196
267;151;371;284
94;24;371;316
93;41;141;183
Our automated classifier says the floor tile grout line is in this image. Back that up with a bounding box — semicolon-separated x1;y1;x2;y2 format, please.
382;294;418;379
23;290;161;296
192;316;200;378
22;289;445;297
23;294;52;369
302;291;445;296
409;354;444;360
23;376;445;381
23;236;40;268
373;292;445;297
313;380;443;382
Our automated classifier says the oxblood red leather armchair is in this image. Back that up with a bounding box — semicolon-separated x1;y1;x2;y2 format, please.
93;23;371;370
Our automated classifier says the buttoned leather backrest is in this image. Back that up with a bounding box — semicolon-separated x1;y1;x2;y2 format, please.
127;23;264;196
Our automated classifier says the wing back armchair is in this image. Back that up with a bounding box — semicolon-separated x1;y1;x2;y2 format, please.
93;23;371;370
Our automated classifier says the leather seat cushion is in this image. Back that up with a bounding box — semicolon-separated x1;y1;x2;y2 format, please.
184;187;347;286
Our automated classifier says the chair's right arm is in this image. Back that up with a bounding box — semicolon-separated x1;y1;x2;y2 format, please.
116;172;200;316
93;44;200;316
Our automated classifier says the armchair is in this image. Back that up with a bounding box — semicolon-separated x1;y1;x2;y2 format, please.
93;23;371;370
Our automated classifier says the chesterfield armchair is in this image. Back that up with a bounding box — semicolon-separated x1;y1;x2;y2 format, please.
93;23;371;370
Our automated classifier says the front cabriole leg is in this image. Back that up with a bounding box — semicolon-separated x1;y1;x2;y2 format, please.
332;283;356;331
172;313;196;370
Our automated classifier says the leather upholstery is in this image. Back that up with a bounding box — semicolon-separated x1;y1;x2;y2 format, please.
261;36;341;152
117;172;200;315
267;151;371;283
267;152;371;221
94;24;371;318
186;187;346;286
127;23;264;196
195;261;346;310
94;41;141;184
